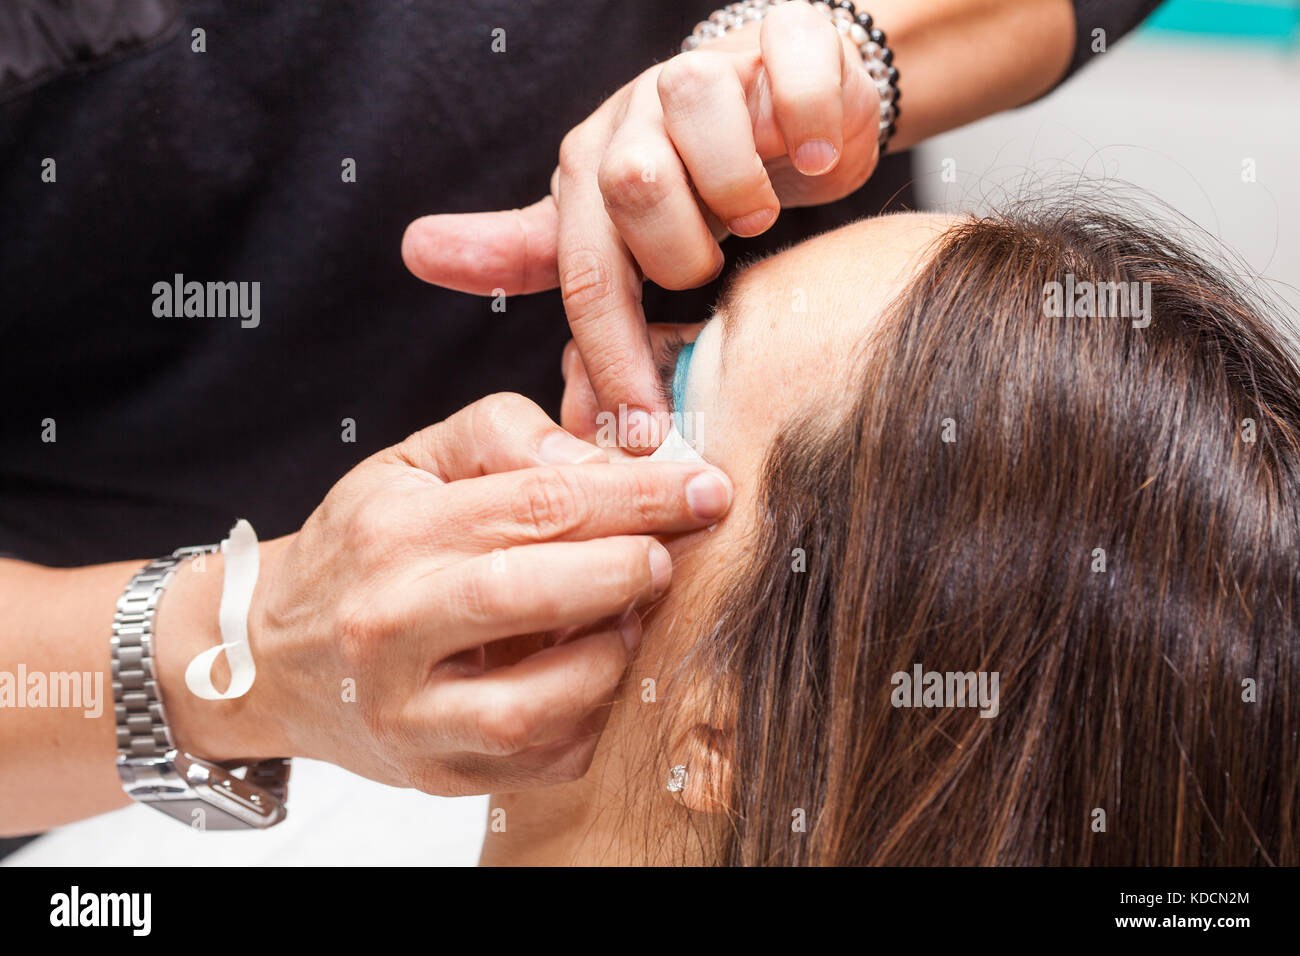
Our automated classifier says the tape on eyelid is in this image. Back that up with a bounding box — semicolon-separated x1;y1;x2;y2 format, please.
651;341;708;463
671;341;695;433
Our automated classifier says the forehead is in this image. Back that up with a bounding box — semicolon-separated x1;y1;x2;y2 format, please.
718;212;958;367
689;213;956;494
738;212;957;305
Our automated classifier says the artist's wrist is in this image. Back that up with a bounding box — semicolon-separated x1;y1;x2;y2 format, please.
152;541;291;761
691;1;900;150
849;0;1074;151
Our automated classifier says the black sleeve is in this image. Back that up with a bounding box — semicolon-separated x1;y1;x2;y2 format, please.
1063;0;1166;80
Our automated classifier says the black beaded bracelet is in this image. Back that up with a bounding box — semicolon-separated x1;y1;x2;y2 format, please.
681;0;901;150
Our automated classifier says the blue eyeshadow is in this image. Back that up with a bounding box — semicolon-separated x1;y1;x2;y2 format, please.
671;341;694;432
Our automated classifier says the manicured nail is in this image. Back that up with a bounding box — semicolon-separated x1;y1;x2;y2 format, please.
538;430;604;464
727;208;778;238
648;541;672;596
793;139;838;176
685;469;732;519
620;609;643;652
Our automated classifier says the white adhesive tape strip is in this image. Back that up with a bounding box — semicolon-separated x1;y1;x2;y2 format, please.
184;519;260;700
649;424;708;464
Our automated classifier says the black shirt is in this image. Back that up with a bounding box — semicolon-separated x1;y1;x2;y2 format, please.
0;0;1157;567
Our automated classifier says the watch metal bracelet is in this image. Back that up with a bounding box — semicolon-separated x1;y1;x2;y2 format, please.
111;544;290;830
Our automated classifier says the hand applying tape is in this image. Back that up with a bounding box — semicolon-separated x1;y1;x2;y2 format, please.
184;519;261;700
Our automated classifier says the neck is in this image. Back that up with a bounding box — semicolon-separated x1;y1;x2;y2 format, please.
478;779;622;866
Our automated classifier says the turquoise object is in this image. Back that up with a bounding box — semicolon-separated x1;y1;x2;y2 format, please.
671;341;695;433
1144;0;1298;42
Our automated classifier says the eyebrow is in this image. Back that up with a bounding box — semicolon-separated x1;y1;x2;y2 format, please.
712;265;749;372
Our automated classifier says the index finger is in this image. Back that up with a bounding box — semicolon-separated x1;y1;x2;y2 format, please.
382;391;608;481
439;458;734;551
556;125;670;452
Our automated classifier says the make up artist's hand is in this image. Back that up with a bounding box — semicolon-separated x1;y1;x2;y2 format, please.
155;393;732;796
401;4;881;447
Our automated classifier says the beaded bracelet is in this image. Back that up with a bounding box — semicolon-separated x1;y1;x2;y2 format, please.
681;0;901;150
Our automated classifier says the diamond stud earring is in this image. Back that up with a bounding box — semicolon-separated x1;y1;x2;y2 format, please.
666;764;688;793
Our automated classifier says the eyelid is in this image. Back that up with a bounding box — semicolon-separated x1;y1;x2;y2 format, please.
654;333;687;413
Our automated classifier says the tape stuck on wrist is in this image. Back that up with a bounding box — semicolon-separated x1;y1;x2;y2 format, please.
184;518;260;700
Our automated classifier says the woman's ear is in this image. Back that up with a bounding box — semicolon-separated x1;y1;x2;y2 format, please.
667;723;733;815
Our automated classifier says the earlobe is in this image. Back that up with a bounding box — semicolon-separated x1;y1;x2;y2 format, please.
666;723;733;814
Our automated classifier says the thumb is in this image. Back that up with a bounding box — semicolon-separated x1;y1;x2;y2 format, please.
401;196;560;295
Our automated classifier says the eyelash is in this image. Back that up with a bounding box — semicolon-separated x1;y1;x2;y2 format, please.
655;333;687;413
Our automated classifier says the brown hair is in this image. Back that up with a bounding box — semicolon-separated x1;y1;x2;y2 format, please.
670;204;1300;865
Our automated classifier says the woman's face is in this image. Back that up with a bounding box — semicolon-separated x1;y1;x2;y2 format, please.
483;212;955;864
654;212;956;487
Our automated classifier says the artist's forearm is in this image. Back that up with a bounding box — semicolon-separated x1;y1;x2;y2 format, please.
0;551;278;835
872;0;1075;151
0;559;139;834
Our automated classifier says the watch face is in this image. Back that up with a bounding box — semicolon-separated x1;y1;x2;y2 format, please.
120;753;288;830
144;797;260;831
182;756;288;828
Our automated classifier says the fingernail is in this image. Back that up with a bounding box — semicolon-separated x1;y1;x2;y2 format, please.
727;208;778;238
793;139;838;176
620;609;643;652
648;541;672;596
685;469;732;520
625;407;660;450
538;430;604;464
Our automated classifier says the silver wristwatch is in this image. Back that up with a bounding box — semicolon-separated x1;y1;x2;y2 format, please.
111;544;290;829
